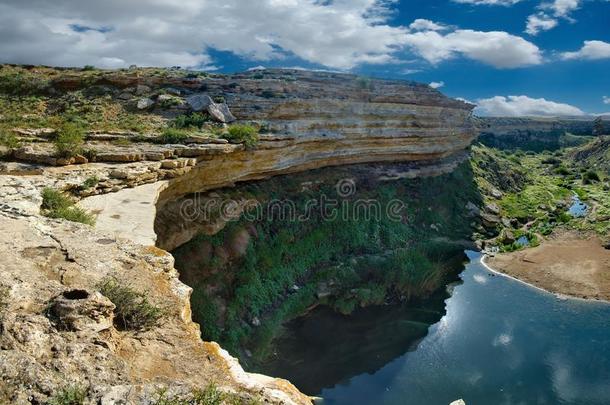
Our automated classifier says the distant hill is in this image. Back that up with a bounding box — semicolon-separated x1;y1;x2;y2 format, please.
475;116;605;151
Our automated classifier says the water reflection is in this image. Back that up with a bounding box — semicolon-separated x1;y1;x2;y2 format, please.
255;288;453;395
260;251;610;405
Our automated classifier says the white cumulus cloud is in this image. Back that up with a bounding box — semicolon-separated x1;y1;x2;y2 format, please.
403;28;543;68
561;40;610;60
0;0;410;70
542;0;582;18
0;1;548;71
475;95;585;116
429;81;445;89
603;96;610;105
409;19;447;32
526;13;559;35
525;0;582;35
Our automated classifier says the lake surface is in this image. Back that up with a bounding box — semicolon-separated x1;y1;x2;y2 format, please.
257;251;610;405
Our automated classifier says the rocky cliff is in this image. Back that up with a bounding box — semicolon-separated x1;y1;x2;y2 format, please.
476;116;597;150
0;65;476;403
152;69;476;250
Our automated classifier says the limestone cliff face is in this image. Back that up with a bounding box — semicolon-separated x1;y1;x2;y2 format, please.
477;116;596;150
0;185;310;404
154;70;476;250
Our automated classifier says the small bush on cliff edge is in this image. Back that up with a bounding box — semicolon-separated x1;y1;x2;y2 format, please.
54;122;85;158
158;128;190;144
41;188;96;226
97;277;165;331
225;124;259;148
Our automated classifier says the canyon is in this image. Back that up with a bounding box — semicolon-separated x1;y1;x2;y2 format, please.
0;66;477;404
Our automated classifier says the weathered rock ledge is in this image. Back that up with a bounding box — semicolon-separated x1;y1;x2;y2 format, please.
0;196;310;404
152;70;476;249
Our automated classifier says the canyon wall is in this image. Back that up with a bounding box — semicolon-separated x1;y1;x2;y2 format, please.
477;116;597;150
154;69;476;250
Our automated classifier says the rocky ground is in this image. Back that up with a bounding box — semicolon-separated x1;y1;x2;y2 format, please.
0;195;310;404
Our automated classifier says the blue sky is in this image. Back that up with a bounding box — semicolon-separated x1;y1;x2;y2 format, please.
0;0;608;115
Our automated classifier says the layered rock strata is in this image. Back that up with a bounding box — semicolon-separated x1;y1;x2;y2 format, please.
154;70;476;248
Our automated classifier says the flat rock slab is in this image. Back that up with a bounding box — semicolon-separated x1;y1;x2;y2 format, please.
79;181;168;246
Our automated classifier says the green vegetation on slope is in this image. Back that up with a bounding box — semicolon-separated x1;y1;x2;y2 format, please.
173;162;480;359
470;141;610;252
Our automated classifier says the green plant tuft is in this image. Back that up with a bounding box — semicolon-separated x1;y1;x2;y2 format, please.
54;122;85;158
48;385;87;405
97;277;165;331
225;124;259;148
81;176;99;190
0;130;21;149
41;188;96;225
170;112;211;129
159;128;190;144
582;170;600;184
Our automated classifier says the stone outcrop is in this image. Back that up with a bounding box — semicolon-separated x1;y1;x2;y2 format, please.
477;116;597;150
153;70;476;249
0;198;310;404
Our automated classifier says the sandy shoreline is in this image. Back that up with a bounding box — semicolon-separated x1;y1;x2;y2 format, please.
483;230;610;302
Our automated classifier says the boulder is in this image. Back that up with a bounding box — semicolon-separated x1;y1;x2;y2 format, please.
490;188;503;199
135;85;151;95
186;94;213;112
208;102;236;123
485;202;500;215
481;212;501;228
73;154;88;164
49;289;115;333
501;229;516;244
136;98;155;110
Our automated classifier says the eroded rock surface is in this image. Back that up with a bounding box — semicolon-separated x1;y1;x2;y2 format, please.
0;206;310;404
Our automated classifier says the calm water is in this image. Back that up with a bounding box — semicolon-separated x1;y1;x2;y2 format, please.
569;193;588;217
258;251;610;405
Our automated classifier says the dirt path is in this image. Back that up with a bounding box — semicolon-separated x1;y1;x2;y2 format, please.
485;230;610;301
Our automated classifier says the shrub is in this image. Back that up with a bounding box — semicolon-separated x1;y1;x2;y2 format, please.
170;112;211;129
97;277;165;330
0;130;21;149
48;385;87;405
54;122;85;158
152;384;254;405
159;128;190;144
225;124;259;148
0;69;49;96
41;188;73;212
81;176;99;189
41;188;96;225
82;65;96;71
582;170;600;184
555;166;570;176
